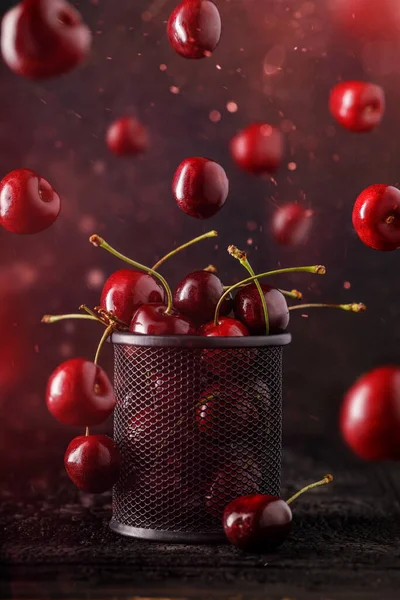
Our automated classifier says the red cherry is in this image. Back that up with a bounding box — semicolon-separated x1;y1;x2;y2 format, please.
341;366;400;460
230;123;284;175
352;184;400;251
129;303;197;335
330;0;400;41
173;270;232;327
46;358;116;426
106;117;149;157
100;269;164;325
172;157;229;219
329;81;385;133
167;0;221;59
271;203;314;246
0;169;60;234
1;0;91;79
199;317;251;375
199;316;249;337
223;494;292;552
234;284;289;335
64;434;121;493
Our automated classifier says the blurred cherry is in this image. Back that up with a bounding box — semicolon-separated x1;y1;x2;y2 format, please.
130;303;196;335
0;293;29;393
230;123;284;175
0;169;61;234
46;358;116;426
1;0;91;79
271;203;313;246
329;81;385;132
330;0;400;41
174;270;232;326
352;184;400;251
341;366;400;460
106;117;149;156
234;284;289;335
167;0;221;59
173;157;229;219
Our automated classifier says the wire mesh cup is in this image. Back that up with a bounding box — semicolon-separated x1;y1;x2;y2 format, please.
109;331;291;543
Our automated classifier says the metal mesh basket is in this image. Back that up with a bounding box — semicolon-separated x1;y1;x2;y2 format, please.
110;332;291;543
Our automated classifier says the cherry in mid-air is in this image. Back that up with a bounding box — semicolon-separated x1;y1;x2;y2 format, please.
130;303;196;335
341;366;400;460
234;284;289;335
167;0;222;59
1;0;92;79
172;157;229;219
173;270;232;326
352;184;400;251
271;203;314;246
230;123;284;175
329;81;385;132
0;169;61;234
46;358;116;426
106;117;149;156
329;0;400;42
100;269;164;325
64;434;121;493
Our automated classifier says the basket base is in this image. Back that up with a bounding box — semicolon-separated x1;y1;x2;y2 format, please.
109;519;227;544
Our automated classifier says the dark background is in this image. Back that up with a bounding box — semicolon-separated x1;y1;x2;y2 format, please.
1;0;400;454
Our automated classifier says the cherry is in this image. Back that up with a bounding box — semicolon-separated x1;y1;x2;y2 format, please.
329;0;400;41
167;0;221;59
106;117;149;156
100;269;164;325
173;270;232;326
46;358;116;426
199;316;249;337
234;284;289;335
352;184;400;251
0;169;61;234
341;366;400;461
198;317;250;375
230;123;284;175
172;157;229;219
1;0;91;79
329;81;385;133
64;434;120;493
271;203;314;246
223;474;333;552
130;303;196;335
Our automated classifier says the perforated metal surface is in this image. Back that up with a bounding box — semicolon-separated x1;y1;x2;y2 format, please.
111;334;289;542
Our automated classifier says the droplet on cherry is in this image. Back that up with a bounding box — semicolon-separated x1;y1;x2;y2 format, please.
106;117;149;156
230;123;284;175
167;0;222;59
271;203;314;246
329;81;385;132
352;184;400;251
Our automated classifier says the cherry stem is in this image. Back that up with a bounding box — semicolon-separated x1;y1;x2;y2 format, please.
93;324;114;366
222;285;302;300
41;313;99;324
89;234;174;315
85;427;89;437
228;245;269;335
151;230;218;271
289;303;366;313
286;474;333;505
204;264;217;273
214;265;326;326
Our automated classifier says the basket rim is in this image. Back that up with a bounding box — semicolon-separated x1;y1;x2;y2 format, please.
110;331;291;348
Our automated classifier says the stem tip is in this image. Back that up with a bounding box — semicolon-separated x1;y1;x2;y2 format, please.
316;265;326;275
89;234;103;247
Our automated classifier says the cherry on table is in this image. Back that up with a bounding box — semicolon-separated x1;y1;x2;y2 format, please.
173;270;232;326
173;157;229;219
106;117;149;156
230;123;284;175
64;434;121;493
271;203;313;246
329;81;385;132
167;0;221;59
1;0;92;79
341;366;400;460
352;184;400;251
0;169;61;234
130;303;197;335
46;358;116;426
234;284;289;335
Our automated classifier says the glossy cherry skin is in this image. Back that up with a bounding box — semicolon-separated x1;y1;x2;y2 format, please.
64;435;121;493
46;358;116;426
173;271;232;326
167;0;221;59
130;303;197;335
234;284;289;335
341;366;400;461
271;203;313;246
1;0;91;79
223;494;293;552
100;269;164;325
106;117;149;156
352;184;400;251
199;317;249;337
173;157;229;219
329;81;385;132
0;169;61;234
230;123;284;175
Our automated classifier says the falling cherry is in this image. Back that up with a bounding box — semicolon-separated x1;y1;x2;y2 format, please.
106;117;149;156
230;123;284;175
329;81;385;133
352;184;400;251
167;0;222;59
271;203;314;246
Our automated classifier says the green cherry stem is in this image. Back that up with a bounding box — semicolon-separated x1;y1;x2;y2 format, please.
286;474;333;505
93;324;114;366
41;313;100;324
222;284;303;300
214;265;326;326
289;303;366;313
228;245;269;335
89;234;174;315
152;230;218;271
